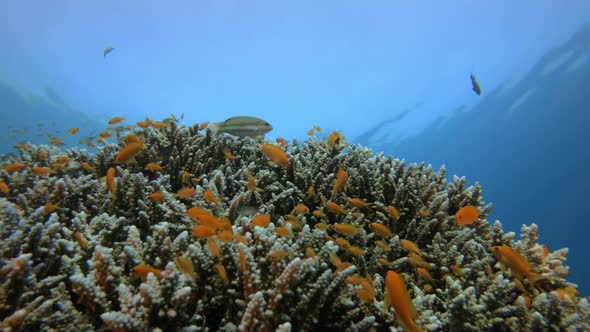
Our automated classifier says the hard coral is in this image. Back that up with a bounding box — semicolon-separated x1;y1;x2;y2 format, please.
0;118;587;331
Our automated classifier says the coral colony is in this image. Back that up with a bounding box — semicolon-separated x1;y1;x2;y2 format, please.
0;116;588;331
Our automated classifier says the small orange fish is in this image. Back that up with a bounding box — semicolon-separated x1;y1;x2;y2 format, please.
306;247;316;258
270;250;289;261
73;231;89;249
455;205;479;226
491;245;546;286
312;210;326;218
68;127;79;135
0;182;10;194
326;201;346;215
385;271;424;332
81;162;95;171
307;185;315;197
187;206;212;221
375;240;389;251
175;187;195;199
332;168;348;197
314;222;329;230
247;171;256;192
328;130;343;146
3;163;27;173
400;239;421;255
356;278;375;302
408;252;430;269
416;268;434;283
224;151;233;160
335;237;351;249
369;223;394;238
108;117;126;125
204;190;219;204
151;121;169;129
333;223;360;236
44;202;60;214
49;137;64;146
215;263;229;285
276;137;288;147
275;225;292;237
260;144;289;167
55;156;70;164
38;152;49;160
387;205;400;221
348;198;369;209
124;134;142;145
133;264;162;279
148;191;165;203
31;167;52;176
137;119;152;128
307;128;315;135
192;225;216;238
99;131;112;139
218;230;234;242
251;214;271;227
115;142;145;164
198;122;209;130
348;246;365;257
207;238;223;260
293;203;310;214
146;162;163;172
106;167;116;198
174;256;197;279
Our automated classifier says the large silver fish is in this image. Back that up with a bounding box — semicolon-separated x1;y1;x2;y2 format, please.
209;116;273;137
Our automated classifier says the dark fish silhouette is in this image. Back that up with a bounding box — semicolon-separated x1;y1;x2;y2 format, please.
470;72;482;95
103;46;115;58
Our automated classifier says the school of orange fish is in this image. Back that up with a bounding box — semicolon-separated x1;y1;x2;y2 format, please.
0;115;583;331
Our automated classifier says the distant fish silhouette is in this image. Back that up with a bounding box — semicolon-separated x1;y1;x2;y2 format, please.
103;46;115;58
470;72;482;95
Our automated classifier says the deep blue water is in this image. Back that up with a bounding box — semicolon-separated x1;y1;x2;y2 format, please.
357;24;590;294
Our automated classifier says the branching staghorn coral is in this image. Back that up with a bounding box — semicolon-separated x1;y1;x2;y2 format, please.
0;118;588;331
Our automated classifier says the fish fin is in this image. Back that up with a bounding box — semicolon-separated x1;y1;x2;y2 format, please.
527;272;548;287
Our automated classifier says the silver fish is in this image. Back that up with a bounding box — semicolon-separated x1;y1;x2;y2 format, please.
209;116;272;137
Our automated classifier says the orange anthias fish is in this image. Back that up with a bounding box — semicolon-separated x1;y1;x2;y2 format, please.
204;190;219;204
146;162;163;172
251;214;271;227
332;168;348;197
0;182;10;194
3;163;27;173
492;245;546;286
369;223;394;238
68;127;79;135
133;264;162;279
108;116;125;125
175;187;195;199
385;271;424;332
260;144;289;167
455;205;480;226
115;142;145;164
326;201;346;215
106;167;116;199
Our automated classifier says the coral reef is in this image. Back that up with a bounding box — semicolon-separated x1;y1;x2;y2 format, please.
0;118;588;331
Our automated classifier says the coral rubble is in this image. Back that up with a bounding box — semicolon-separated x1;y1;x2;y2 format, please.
0;118;588;331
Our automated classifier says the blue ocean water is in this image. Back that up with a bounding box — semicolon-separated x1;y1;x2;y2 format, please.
357;25;590;294
1;1;589;296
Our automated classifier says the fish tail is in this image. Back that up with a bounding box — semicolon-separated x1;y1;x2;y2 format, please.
208;122;222;135
528;272;547;286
